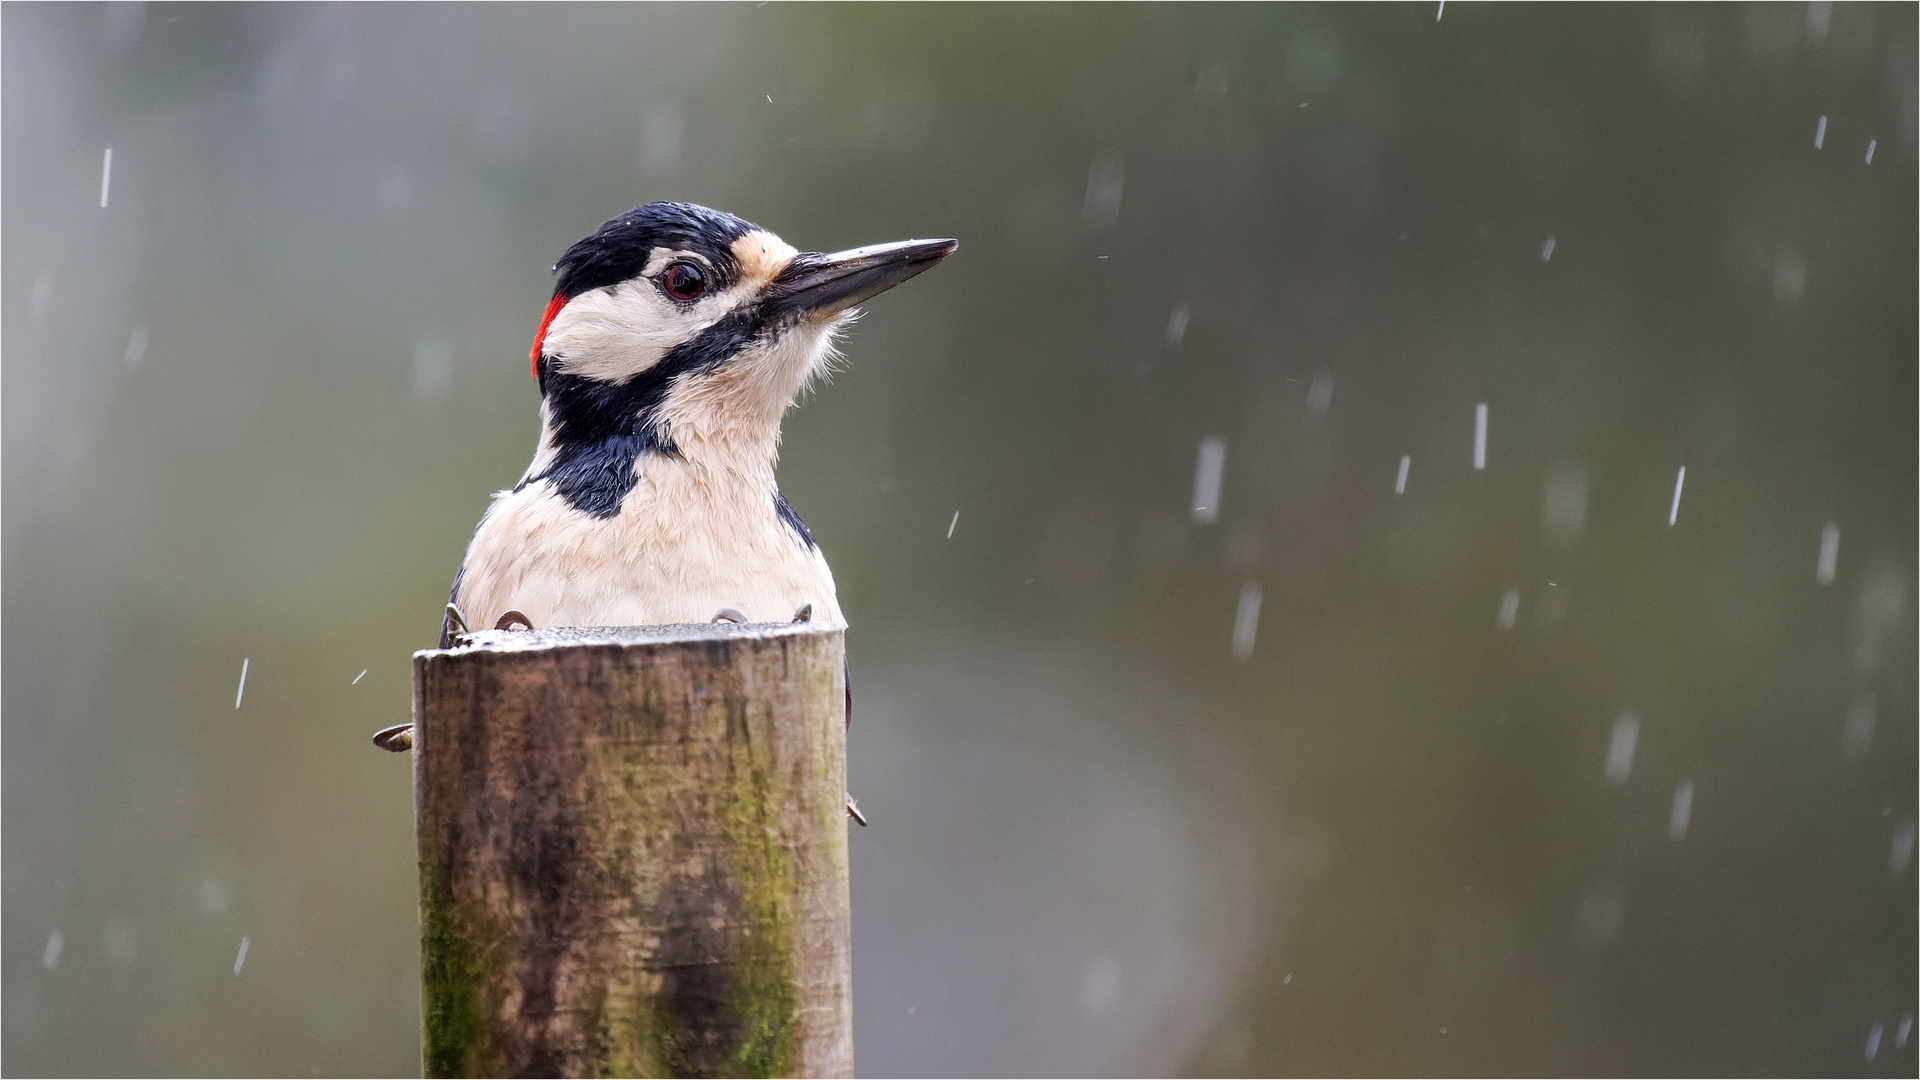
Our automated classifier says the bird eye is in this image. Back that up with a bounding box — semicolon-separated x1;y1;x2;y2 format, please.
661;262;707;301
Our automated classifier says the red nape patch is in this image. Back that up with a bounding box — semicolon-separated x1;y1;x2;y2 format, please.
529;292;568;379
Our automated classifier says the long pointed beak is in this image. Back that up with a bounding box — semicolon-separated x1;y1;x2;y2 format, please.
768;237;958;321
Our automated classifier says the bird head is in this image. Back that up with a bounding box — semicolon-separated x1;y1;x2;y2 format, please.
527;202;955;491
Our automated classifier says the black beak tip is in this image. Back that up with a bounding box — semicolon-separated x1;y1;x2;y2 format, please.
915;238;959;270
892;237;959;278
778;236;961;317
887;237;959;272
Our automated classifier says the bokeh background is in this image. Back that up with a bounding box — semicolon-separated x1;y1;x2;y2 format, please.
5;3;1916;1075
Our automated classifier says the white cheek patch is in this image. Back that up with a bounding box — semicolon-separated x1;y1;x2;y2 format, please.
540;238;790;385
541;282;683;382
543;279;737;383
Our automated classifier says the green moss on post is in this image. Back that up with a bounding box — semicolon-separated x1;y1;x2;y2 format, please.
418;863;491;1078
412;624;852;1078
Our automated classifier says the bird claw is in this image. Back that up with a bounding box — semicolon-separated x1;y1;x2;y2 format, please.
494;609;533;631
440;604;471;648
846;794;868;827
373;723;414;752
712;607;747;624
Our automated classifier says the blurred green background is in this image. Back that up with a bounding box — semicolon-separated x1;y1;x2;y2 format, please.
5;3;1915;1075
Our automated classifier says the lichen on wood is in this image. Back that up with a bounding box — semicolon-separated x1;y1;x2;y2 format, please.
412;623;852;1078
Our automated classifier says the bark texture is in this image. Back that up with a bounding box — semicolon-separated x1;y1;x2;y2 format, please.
412;623;851;1079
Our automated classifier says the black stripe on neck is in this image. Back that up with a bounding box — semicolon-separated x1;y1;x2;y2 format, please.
774;492;818;551
531;306;764;518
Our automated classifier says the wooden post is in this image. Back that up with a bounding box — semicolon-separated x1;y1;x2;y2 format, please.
411;623;852;1079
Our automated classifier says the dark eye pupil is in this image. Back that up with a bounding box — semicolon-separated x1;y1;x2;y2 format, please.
664;264;705;300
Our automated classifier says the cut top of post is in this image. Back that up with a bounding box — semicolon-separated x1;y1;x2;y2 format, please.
417;620;833;660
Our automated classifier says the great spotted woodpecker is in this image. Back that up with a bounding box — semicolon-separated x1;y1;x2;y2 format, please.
378;202;956;827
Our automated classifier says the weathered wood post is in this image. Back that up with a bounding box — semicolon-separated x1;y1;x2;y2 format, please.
411;623;852;1079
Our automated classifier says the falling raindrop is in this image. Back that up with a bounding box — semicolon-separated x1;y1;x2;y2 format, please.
1394;455;1410;494
1165;304;1189;346
946;511;959;539
1306;370;1333;418
235;658;249;709
1668;466;1686;527
1542;466;1588;546
1806;1;1832;45
122;326;148;371
1817;523;1840;584
1841;694;1876;759
1669;780;1694;841
1852;567;1906;675
42;931;63;970
233;935;250;976
1496;588;1519;629
99;147;112;208
198;877;233;919
1232;581;1263;661
1814;114;1828;150
1472;404;1488;470
1605;712;1640;785
1192;437;1226;525
1866;1023;1882;1061
1773;250;1807;304
1082;154;1124;229
1891;816;1915;876
1540;236;1556;261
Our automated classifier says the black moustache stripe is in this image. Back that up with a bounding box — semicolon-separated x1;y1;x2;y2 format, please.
529;305;765;519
